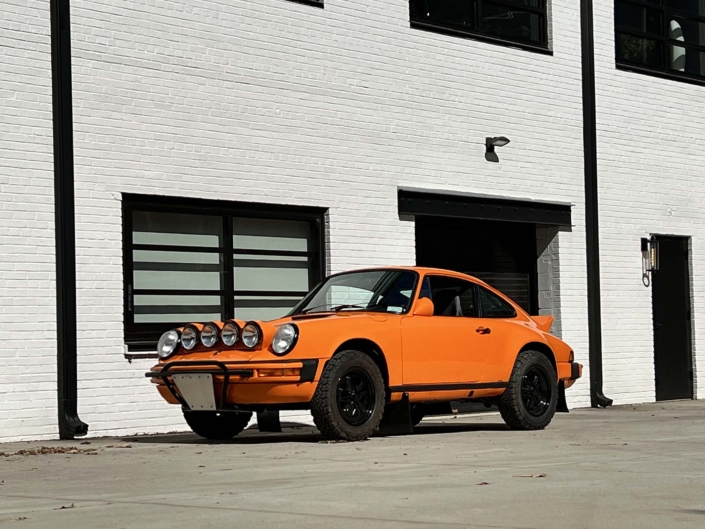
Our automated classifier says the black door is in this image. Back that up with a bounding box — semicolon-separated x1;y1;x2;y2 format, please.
652;236;693;401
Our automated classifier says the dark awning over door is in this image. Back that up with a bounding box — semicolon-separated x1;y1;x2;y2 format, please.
398;188;572;227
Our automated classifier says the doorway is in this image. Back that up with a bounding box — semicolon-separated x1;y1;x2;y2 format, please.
652;236;693;401
415;217;538;314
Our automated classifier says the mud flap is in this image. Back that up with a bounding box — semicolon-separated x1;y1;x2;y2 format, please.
557;381;569;413
257;410;282;432
378;393;414;436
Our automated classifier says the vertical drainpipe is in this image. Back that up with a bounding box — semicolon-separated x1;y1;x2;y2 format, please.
51;0;88;438
581;0;613;408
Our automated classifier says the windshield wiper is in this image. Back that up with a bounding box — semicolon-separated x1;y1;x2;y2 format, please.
301;303;387;314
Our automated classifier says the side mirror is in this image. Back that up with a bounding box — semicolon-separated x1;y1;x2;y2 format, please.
413;297;434;317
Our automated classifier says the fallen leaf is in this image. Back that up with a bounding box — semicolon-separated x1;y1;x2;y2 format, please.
477;481;490;486
80;441;91;445
17;517;28;521
54;503;75;510
516;473;548;478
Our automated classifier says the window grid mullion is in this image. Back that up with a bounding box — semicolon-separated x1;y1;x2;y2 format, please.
223;215;235;321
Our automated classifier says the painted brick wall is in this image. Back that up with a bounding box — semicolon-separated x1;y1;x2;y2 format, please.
1;0;593;440
593;1;705;404
0;0;58;442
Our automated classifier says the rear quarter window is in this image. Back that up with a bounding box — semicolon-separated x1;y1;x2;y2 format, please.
478;286;517;318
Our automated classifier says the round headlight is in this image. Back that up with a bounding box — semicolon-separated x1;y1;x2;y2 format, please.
241;322;261;349
221;320;240;347
200;322;219;348
157;329;180;358
272;323;298;355
181;325;198;350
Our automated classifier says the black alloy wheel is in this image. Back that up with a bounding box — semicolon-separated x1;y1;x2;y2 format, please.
311;350;385;441
498;350;558;430
521;366;552;417
336;368;376;426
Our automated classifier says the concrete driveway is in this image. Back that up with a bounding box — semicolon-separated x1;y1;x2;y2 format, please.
1;400;704;529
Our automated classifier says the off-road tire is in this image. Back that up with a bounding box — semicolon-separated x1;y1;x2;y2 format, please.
183;411;253;440
498;350;558;430
311;350;385;441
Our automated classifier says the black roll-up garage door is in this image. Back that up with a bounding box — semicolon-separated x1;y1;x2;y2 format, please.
415;216;538;313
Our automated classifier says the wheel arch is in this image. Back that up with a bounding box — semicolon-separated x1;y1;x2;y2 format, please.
333;339;389;388
519;341;557;376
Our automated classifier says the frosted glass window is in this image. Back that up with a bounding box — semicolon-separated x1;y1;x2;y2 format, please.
234;217;310;252
125;199;322;347
133;211;222;247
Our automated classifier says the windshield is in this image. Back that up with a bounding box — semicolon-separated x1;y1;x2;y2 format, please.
291;270;418;315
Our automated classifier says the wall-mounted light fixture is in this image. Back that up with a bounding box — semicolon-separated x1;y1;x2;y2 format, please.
641;236;659;286
485;136;510;154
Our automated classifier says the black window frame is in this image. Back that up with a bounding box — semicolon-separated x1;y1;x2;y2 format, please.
122;194;326;351
615;0;705;85
409;0;551;54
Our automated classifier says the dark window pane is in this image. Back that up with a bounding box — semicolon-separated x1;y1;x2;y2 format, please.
478;286;517;318
617;33;665;67
493;0;541;8
670;46;705;75
664;0;705;17
480;1;542;44
418;0;476;31
615;1;662;34
668;16;705;48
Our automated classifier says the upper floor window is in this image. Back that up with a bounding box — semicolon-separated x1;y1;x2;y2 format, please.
616;0;705;82
410;0;549;51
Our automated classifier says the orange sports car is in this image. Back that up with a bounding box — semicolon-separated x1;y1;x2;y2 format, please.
146;267;582;441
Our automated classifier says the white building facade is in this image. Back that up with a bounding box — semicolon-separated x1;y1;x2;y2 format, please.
0;0;701;442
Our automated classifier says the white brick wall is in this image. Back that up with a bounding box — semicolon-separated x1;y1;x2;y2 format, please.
593;1;705;404
0;0;58;442
2;0;600;440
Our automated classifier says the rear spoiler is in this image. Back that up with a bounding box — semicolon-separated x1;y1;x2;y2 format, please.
531;315;554;333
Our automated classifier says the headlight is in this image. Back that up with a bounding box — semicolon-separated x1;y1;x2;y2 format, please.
200;322;219;348
157;329;180;358
241;322;261;348
181;325;198;350
221;320;240;346
272;323;298;355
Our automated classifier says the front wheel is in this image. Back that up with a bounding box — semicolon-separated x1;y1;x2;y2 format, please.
311;350;385;441
183;411;253;440
498;351;557;430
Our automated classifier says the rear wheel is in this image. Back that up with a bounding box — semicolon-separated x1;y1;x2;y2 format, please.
311;350;385;441
183;411;253;440
498;350;557;430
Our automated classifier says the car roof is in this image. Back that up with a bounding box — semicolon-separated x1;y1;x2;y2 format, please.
333;266;490;286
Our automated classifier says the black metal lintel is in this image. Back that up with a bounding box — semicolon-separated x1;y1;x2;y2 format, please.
398;190;572;226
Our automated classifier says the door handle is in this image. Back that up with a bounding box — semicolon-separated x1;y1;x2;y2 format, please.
476;326;491;335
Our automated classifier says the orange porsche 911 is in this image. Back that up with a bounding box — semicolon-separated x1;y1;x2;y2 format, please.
146;267;582;441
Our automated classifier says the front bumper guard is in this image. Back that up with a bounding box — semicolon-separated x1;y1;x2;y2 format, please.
145;359;318;410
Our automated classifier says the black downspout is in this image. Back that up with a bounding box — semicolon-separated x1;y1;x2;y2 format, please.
51;0;89;438
581;0;613;408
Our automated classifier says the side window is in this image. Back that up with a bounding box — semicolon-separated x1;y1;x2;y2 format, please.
424;276;477;317
478;286;517;318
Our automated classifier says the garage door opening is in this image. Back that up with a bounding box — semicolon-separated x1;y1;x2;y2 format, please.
415;216;538;314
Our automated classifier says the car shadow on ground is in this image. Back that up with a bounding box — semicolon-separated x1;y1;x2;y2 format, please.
123;419;510;445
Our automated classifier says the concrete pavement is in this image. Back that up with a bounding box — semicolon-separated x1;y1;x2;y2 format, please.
1;400;704;528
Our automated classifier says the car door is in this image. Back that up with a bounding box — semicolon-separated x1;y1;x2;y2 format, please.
401;275;489;386
473;284;517;382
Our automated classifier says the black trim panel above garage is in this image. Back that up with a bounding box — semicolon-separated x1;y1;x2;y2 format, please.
398;189;572;227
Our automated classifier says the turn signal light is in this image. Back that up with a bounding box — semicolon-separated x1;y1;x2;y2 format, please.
258;368;300;377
